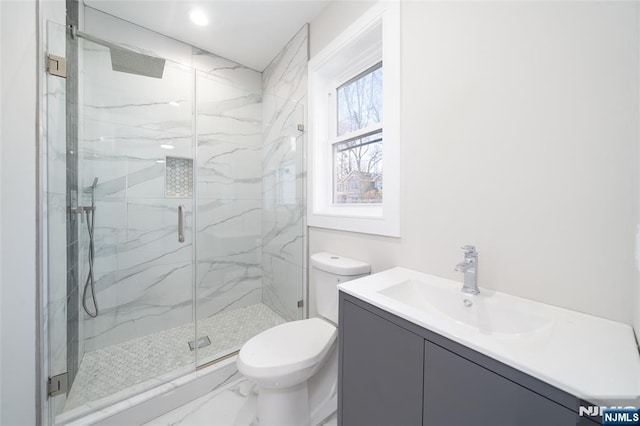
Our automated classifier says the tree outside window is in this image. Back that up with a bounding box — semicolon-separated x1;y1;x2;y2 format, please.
333;63;383;204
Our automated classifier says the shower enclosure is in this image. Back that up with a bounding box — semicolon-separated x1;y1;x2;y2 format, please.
43;13;307;424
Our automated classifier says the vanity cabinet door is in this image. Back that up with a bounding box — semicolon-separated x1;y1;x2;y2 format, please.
340;300;424;426
423;340;578;426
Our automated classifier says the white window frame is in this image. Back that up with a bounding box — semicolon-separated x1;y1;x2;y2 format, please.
308;2;401;237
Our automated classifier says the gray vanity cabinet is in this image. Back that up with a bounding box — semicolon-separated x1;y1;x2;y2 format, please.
338;292;601;426
423;340;576;425
339;292;424;426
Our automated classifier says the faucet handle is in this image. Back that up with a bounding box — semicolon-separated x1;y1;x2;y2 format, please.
461;245;477;256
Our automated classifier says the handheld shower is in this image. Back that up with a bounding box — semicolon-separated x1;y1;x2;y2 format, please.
83;177;99;318
91;177;98;200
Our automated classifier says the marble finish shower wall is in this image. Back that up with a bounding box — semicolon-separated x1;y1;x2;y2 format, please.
80;43;196;352
261;25;309;321
79;11;264;351
79;9;308;353
194;55;264;325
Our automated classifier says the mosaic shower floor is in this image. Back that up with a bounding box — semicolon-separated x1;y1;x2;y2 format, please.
63;303;285;413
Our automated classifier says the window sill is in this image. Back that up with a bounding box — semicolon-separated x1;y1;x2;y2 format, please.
309;204;399;237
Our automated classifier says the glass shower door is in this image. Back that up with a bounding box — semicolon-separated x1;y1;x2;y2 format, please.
45;22;197;423
194;69;277;367
259;25;309;327
193;23;309;367
44;17;310;424
44;20;73;422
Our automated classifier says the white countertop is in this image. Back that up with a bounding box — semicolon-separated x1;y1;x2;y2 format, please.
338;267;640;406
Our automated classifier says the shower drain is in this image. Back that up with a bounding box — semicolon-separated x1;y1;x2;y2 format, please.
187;335;211;351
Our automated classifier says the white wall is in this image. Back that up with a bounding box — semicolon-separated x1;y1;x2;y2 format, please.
309;1;639;325
0;1;38;424
309;1;375;58
636;4;640;343
0;0;4;420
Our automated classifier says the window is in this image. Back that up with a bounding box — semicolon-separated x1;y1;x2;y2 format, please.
334;63;383;205
308;3;400;236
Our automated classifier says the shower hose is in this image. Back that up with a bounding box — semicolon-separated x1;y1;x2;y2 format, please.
82;207;99;318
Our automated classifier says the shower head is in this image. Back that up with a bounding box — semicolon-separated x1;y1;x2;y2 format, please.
109;47;165;79
72;27;166;79
92;177;98;190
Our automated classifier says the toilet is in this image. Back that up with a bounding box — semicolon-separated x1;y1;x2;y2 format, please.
237;252;370;426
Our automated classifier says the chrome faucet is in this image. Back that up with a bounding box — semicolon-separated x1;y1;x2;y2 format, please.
455;245;479;295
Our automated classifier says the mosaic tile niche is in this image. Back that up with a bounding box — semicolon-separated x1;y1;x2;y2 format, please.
166;157;194;198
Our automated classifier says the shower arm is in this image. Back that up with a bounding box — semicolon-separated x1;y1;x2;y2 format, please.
69;25;135;56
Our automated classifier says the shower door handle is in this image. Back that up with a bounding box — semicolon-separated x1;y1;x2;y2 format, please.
177;205;185;243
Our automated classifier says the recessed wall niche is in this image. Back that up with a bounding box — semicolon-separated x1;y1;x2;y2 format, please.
165;156;193;198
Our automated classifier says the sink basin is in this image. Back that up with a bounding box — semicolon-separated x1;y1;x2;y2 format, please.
338;267;640;404
378;279;553;336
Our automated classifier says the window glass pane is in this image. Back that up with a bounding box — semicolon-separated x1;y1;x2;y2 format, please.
334;131;383;204
337;63;382;136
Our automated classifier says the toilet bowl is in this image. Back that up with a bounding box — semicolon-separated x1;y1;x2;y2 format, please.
237;318;336;389
237;252;370;426
237;318;337;426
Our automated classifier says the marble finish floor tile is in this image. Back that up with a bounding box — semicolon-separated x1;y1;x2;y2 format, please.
144;379;257;426
64;304;284;413
145;378;338;426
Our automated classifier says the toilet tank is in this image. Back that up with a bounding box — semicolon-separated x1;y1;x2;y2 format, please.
310;252;370;324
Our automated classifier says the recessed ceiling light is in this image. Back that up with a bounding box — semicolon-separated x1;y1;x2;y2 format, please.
189;9;209;26
168;101;180;107
160;144;175;150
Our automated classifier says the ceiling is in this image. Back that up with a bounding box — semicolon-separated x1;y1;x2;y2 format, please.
83;0;330;71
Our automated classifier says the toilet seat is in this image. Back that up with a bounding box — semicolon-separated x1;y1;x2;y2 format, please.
237;318;337;383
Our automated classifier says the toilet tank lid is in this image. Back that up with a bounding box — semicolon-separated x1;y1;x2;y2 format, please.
310;252;370;276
